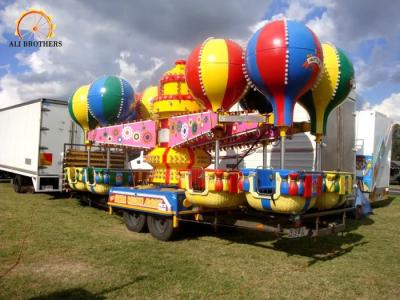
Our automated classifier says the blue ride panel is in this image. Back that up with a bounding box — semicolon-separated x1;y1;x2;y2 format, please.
256;169;275;194
109;186;187;214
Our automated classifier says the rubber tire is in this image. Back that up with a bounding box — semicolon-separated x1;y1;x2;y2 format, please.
147;215;175;241
123;211;147;233
13;175;22;193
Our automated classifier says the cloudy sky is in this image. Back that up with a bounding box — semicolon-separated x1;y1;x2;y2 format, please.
0;0;399;120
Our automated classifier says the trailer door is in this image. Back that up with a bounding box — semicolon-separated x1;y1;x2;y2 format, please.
38;100;78;190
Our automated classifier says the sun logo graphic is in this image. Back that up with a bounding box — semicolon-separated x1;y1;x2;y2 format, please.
15;8;56;40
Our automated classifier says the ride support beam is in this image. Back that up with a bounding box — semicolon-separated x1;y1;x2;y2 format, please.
215;139;220;169
280;135;286;169
106;147;110;169
262;142;268;168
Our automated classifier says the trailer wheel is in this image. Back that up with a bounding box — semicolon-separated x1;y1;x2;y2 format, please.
147;215;175;241
123;211;147;233
13;175;23;193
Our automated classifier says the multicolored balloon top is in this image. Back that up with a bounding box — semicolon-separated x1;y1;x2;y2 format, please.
186;38;248;112
298;43;355;137
88;75;135;126
68;84;98;145
245;19;323;131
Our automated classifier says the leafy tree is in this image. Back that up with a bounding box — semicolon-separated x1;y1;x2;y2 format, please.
392;124;400;161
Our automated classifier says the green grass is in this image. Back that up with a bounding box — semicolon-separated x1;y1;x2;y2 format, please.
1;183;400;299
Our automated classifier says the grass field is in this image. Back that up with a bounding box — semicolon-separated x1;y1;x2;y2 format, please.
1;183;400;299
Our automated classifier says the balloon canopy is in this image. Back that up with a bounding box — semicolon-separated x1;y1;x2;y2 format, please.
137;85;158;119
245;19;323;133
88;75;135;126
186;38;248;112
68;84;98;145
298;43;355;137
239;88;273;114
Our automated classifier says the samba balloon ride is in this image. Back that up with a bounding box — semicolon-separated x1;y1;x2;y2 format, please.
64;19;356;241
186;38;248;113
186;38;248;169
88;75;136;126
68;85;98;146
298;43;355;170
244;19;323;168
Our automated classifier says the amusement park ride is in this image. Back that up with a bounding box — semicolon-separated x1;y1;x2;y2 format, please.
65;20;356;240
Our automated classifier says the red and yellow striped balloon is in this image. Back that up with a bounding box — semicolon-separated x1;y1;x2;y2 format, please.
186;38;248;112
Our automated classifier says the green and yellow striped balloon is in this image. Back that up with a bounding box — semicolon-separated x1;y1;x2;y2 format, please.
298;43;355;138
68;85;98;145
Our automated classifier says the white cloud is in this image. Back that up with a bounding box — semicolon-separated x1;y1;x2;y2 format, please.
175;47;190;57
372;93;400;122
0;75;19;107
249;14;284;33
248;0;338;44
249;0;334;35
115;51;163;90
15;50;67;75
306;11;337;44
307;0;335;7
353;58;368;92
141;58;164;81
285;1;313;21
0;0;29;35
0;73;64;108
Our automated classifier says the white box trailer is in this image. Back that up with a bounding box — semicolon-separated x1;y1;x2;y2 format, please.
355;110;394;202
0;99;82;192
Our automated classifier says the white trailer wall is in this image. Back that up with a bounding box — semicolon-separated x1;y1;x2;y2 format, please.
321;96;356;172
355;110;393;194
0;101;42;175
0;99;83;192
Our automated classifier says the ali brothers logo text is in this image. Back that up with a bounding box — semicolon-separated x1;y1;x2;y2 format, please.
9;8;62;48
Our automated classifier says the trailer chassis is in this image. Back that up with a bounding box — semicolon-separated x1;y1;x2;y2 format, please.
176;206;353;239
109;197;355;241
